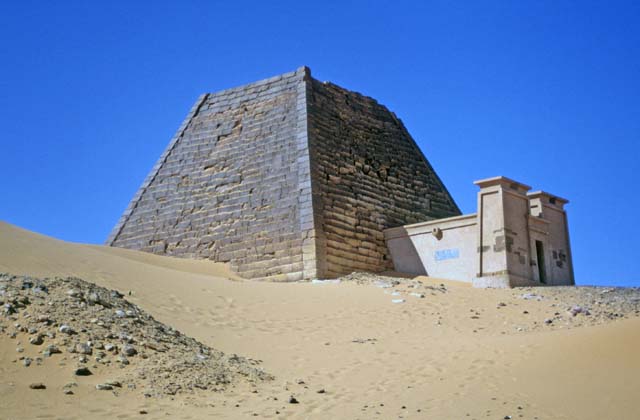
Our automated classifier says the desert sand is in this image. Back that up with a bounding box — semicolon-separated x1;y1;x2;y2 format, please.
1;220;639;419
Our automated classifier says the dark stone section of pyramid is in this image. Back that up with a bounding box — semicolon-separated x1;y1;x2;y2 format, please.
306;78;460;278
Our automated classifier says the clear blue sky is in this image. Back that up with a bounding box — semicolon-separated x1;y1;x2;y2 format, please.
1;1;638;286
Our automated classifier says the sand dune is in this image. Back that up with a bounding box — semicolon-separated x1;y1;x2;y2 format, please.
1;220;639;419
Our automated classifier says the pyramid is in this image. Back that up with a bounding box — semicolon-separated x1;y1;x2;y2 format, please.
107;67;460;281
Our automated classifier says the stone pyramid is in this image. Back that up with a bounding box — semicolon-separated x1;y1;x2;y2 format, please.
107;67;460;281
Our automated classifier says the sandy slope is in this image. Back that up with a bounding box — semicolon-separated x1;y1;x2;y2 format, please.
1;221;639;419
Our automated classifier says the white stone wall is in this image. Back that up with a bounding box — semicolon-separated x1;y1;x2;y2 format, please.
385;214;477;281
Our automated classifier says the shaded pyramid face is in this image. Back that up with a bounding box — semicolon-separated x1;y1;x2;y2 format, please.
107;67;460;281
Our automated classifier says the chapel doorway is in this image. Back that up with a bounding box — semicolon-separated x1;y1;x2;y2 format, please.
535;240;547;284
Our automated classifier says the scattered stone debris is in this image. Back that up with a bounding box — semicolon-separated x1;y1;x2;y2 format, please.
58;325;75;335
338;272;447;294
569;305;590;316
105;380;122;387
0;273;273;397
44;344;61;357
516;285;640;329
121;344;137;356
74;367;92;376
320;273;640;333
288;395;299;404
29;383;46;390
29;334;44;345
310;279;341;285
352;338;377;344
75;342;92;355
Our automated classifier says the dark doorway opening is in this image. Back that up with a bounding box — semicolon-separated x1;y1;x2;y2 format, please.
535;240;547;284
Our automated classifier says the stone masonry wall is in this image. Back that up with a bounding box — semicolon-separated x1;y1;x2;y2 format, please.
306;79;461;277
108;68;312;281
108;67;460;281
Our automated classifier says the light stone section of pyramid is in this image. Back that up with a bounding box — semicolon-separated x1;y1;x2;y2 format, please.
108;68;313;281
107;67;460;281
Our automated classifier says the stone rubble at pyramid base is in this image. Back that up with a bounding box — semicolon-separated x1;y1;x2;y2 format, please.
0;273;272;397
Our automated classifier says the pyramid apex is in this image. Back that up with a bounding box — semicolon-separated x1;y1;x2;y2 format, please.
296;66;311;78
